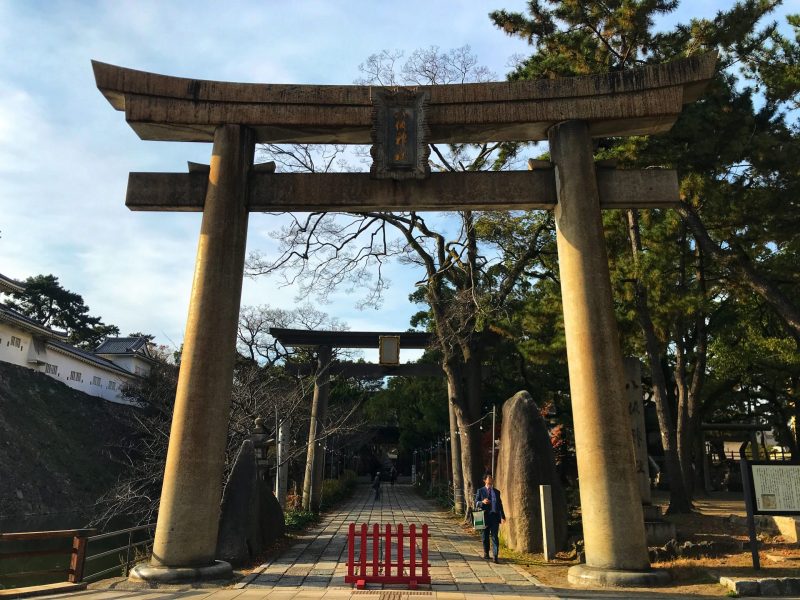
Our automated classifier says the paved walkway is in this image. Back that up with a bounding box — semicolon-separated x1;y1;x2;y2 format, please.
33;484;558;600
238;483;552;596
30;487;797;600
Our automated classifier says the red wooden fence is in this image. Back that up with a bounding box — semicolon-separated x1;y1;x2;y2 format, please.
345;523;430;589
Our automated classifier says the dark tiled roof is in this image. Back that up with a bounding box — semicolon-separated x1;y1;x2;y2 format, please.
47;340;134;378
95;337;148;355
0;273;25;294
0;305;68;341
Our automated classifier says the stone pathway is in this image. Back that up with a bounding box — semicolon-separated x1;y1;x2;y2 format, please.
238;484;553;596
34;488;800;600
32;485;559;600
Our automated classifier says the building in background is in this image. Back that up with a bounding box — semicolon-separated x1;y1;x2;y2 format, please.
0;272;153;405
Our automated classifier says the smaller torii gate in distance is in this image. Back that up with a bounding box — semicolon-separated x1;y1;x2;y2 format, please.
269;327;441;512
93;53;715;586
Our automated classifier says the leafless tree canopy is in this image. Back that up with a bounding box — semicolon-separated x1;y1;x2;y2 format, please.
93;305;366;525
248;45;532;312
237;303;347;363
247;45;554;506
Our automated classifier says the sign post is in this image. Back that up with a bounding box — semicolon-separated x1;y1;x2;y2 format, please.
739;441;800;569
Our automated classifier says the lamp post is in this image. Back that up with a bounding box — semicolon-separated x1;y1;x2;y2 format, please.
250;417;272;483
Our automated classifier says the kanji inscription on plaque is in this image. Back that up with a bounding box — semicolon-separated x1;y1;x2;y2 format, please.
370;89;430;180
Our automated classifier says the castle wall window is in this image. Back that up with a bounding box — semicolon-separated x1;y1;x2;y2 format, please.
10;336;21;348
91;376;101;386
69;371;82;382
45;363;58;375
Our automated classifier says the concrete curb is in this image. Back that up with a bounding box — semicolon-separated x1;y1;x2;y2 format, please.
720;576;800;596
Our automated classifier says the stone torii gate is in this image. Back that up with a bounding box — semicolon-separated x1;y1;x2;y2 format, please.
271;327;473;516
92;53;715;586
269;327;440;512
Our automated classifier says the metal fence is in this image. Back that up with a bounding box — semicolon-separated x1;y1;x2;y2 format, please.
82;523;156;582
0;522;155;589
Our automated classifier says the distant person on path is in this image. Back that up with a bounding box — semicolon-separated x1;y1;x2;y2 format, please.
390;466;397;486
372;471;382;501
474;473;506;563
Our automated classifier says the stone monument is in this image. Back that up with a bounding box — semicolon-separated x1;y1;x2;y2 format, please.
495;390;567;553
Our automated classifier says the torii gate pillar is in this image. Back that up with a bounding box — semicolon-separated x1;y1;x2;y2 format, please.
131;124;254;582
549;120;667;586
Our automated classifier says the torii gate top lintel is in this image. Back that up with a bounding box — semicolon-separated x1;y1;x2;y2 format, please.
269;328;433;350
92;53;716;145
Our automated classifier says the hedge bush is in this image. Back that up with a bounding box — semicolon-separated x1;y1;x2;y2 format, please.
284;510;319;531
319;469;357;510
284;470;358;530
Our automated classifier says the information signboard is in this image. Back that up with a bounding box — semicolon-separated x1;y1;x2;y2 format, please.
749;463;800;514
740;451;800;569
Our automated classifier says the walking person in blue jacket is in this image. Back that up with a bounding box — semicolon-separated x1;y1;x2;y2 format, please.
474;473;506;562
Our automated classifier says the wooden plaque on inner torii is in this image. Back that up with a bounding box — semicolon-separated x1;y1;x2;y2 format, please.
370;89;431;180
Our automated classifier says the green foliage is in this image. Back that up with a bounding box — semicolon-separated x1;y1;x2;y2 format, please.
746;14;800;109
284;471;357;529
487;0;800;461
319;470;358;511
491;0;681;76
284;510;320;531
423;482;455;510
362;370;449;454
4;274;120;349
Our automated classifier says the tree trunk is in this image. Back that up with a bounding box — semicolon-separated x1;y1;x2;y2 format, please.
793;377;800;455
443;358;482;517
674;227;695;497
462;342;485;508
447;392;465;514
675;336;694;497
456;407;483;516
688;245;708;494
626;209;693;513
302;345;331;511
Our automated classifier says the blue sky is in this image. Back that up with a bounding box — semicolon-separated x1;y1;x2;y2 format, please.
0;0;794;358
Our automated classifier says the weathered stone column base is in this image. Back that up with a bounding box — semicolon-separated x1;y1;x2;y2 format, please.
568;564;670;588
129;560;232;583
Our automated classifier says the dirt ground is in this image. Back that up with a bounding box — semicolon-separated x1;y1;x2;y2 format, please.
511;493;800;597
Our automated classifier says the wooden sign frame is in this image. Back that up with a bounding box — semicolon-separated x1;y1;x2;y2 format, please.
370;89;430;180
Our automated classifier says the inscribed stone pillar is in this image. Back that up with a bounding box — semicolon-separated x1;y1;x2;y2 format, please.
132;124;254;582
624;357;651;504
302;345;331;511
548;120;665;586
275;419;290;508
